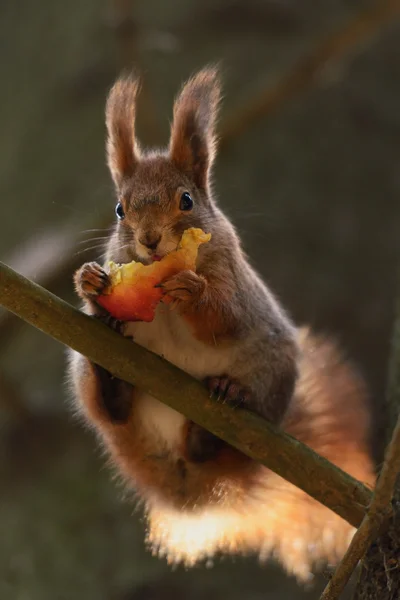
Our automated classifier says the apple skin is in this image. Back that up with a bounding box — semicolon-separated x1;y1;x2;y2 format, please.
97;228;211;322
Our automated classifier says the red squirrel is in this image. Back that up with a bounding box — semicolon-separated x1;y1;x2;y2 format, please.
68;67;375;581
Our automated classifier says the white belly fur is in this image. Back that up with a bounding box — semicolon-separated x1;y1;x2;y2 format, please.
125;305;235;454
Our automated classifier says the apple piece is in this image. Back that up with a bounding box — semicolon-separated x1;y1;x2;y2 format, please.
97;227;211;321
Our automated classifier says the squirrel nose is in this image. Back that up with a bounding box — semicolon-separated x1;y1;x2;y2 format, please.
139;235;161;251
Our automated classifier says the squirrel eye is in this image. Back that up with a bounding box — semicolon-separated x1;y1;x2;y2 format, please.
179;192;194;211
115;202;125;220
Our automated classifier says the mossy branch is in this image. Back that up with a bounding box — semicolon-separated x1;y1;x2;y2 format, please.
0;260;372;527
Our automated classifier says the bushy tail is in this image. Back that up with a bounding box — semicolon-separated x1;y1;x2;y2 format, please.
144;327;375;582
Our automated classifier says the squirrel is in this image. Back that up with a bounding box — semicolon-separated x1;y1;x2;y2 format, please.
68;67;375;582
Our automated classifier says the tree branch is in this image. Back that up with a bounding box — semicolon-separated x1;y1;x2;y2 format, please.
320;414;400;600
0;260;372;527
0;216;113;345
348;269;400;598
320;267;400;599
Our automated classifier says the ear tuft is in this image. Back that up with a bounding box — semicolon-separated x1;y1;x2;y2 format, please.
169;66;221;190
105;75;141;188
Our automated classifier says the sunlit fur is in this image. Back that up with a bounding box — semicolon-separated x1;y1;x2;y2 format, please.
68;67;375;582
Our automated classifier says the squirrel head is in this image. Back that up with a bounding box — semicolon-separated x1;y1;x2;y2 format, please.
105;67;221;263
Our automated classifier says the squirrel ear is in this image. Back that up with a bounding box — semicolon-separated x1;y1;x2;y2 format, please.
169;67;221;191
105;76;141;188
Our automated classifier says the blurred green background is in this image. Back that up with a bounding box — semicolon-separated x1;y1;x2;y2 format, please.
0;1;399;598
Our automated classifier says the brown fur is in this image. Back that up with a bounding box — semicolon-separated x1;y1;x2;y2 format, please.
106;76;141;187
68;327;375;580
169;67;220;190
68;67;375;581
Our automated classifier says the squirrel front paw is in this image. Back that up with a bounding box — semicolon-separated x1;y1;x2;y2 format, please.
160;270;206;310
74;262;110;301
205;376;251;409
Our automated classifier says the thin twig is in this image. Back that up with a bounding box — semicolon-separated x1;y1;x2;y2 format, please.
319;407;400;599
219;0;400;149
0;260;372;527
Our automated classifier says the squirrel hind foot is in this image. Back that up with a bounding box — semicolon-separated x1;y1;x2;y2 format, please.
185;422;226;463
205;375;250;409
93;364;133;423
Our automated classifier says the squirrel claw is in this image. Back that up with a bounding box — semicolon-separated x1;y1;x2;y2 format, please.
74;262;111;299
205;376;251;409
160;270;206;305
94;314;125;335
